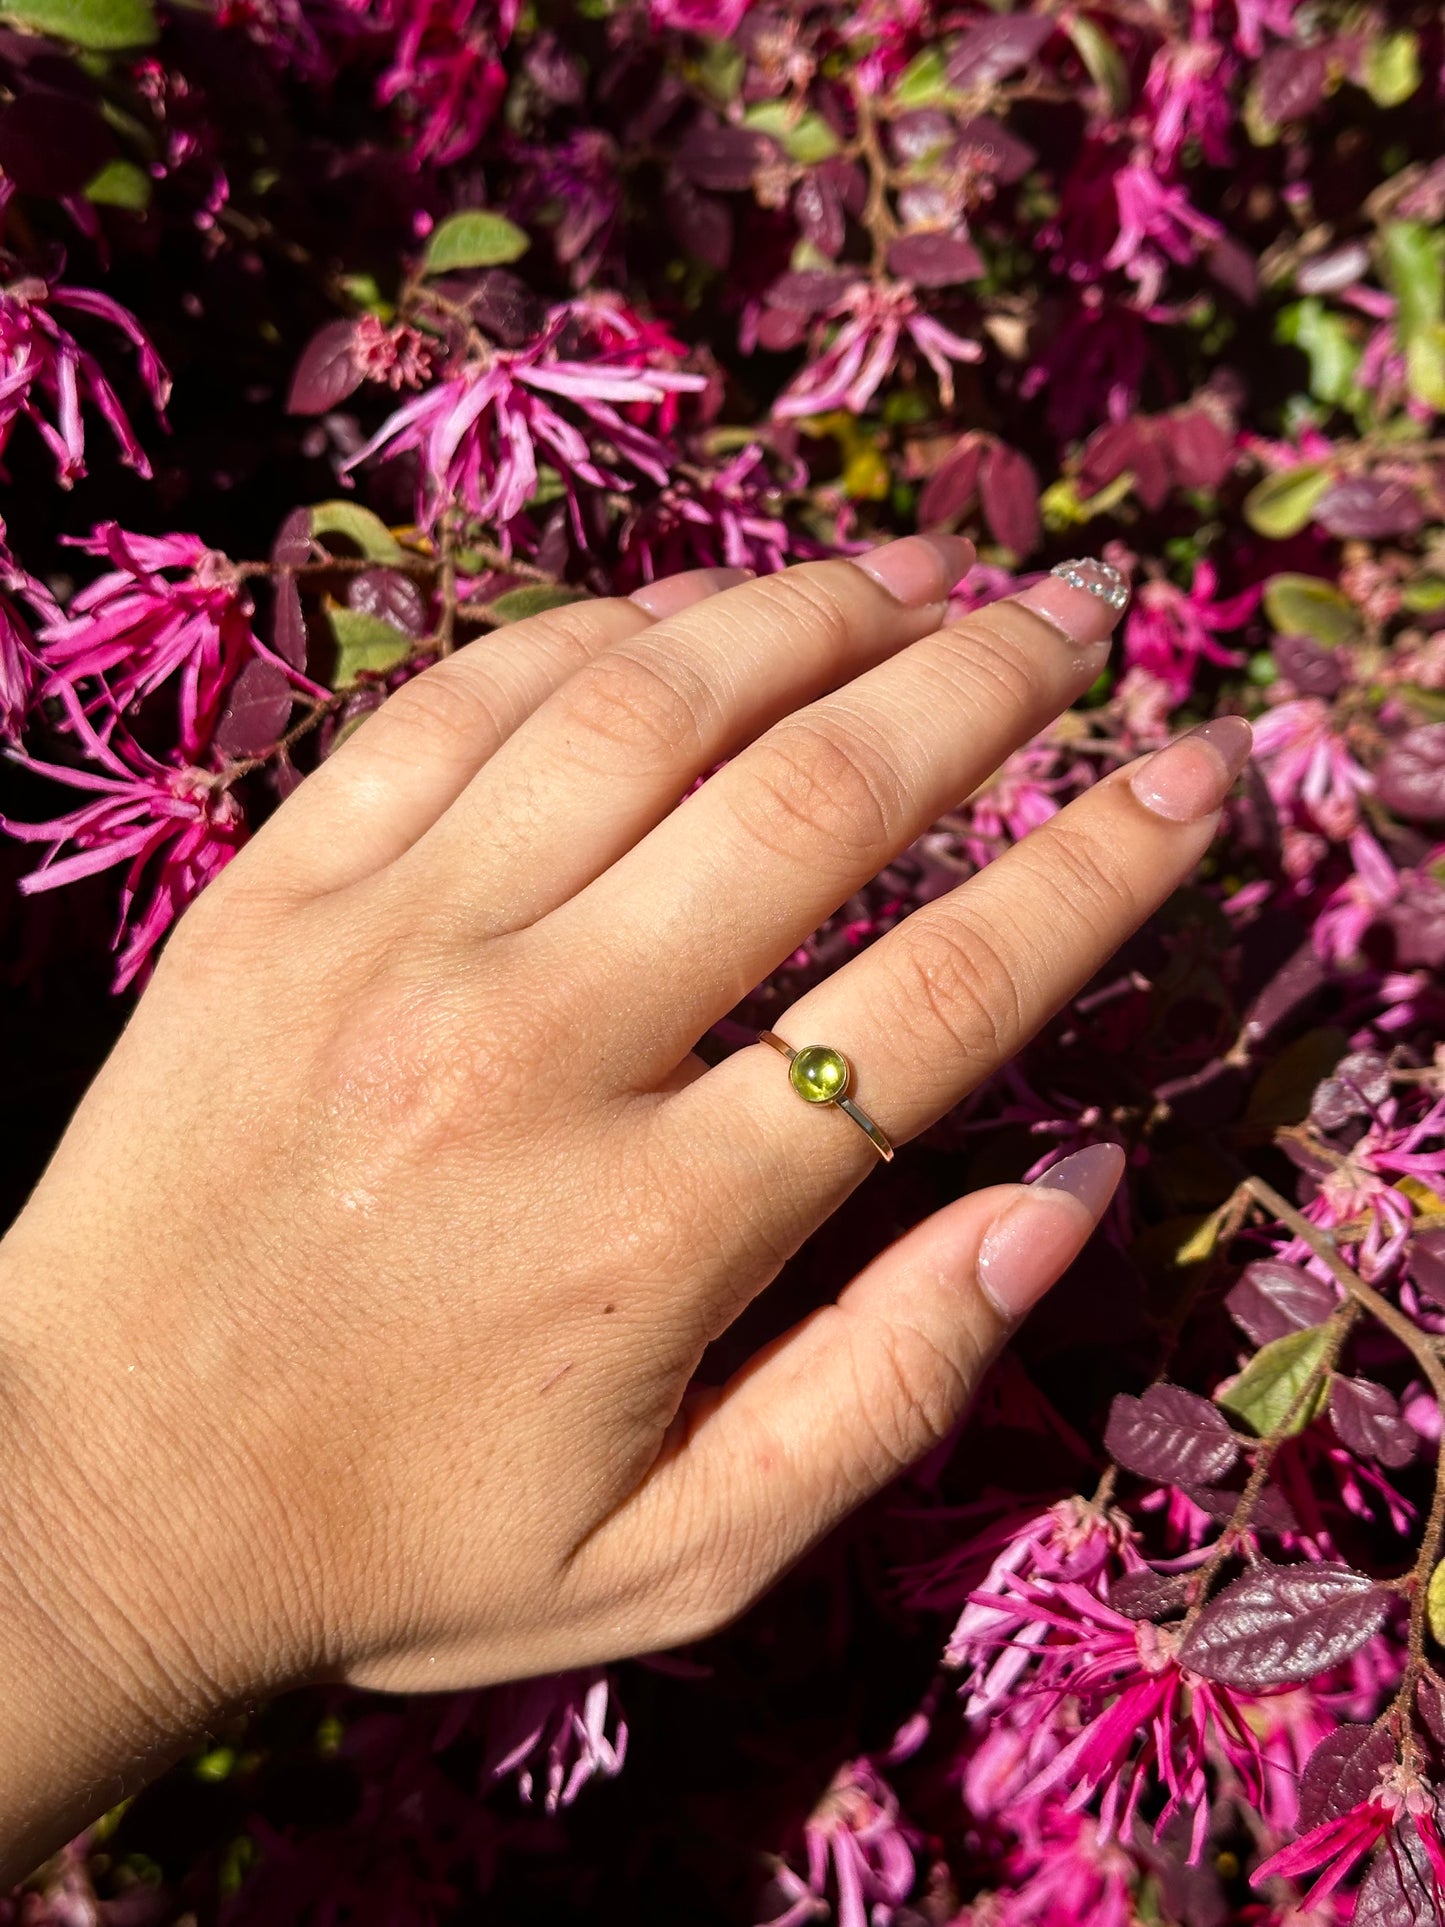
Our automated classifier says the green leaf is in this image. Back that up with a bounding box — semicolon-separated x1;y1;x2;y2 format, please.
1064;16;1129;116
0;0;155;47
1276;300;1361;408
1243;464;1331;539
1244;1025;1349;1130
1382;222;1445;393
83;156;151;210
309;501;406;564
486;584;589;624
422;210;530;276
742;100;840;165
694;35;744;104
1218;1324;1333;1438
1402;577;1445;614
891;45;950;109
328;606;415;685
1362;32;1420;108
1428;1560;1445;1645
1262;573;1362;646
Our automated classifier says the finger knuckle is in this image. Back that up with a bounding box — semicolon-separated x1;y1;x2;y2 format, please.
859;1315;973;1477
930;615;1046;724
369;661;507;763
731;716;903;867
875;912;1024;1066
1019;820;1138;941
751;564;860;656
554;643;717;770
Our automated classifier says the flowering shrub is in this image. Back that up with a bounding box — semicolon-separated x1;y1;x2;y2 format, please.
3;0;1445;1920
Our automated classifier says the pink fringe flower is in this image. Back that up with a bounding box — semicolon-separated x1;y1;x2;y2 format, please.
39;525;317;760
764;1759;919;1927
345;297;704;538
1123;562;1258;703
477;1669;627;1813
772;280;982;420
0;275;169;485
2;712;246;990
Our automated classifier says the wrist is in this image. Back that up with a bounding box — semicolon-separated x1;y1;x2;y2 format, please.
0;1230;317;1883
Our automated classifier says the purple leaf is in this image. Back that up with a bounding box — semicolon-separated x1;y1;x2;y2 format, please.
918;440;981;525
1297;241;1372;295
1205;234;1260;305
1256;44;1329;125
765;269;855;314
1182;1482;1297;1535
1105;1384;1240;1485
1311;1049;1392;1130
1330;1377;1416;1469
1411;1229;1445;1309
1389;877;1445;971
979;442;1040;557
946;12;1053;87
1355;1824;1438;1927
1274;631;1345;696
347;568;428;639
1178;1561;1393;1689
1314;477;1425;540
1166;409;1235;493
271;506;315;569
286;319;365;416
270;575;308;670
887;111;955;167
1226;1260;1336;1346
792;171;844;257
886;230;985;287
213;660;294;760
1419;1677;1445;1749
1297;1724;1396;1830
674;121;772;192
1109;1568;1191;1620
954;115;1035;184
469;270;548;346
1376;725;1445;825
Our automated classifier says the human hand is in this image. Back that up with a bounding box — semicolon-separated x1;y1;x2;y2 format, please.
0;541;1250;1871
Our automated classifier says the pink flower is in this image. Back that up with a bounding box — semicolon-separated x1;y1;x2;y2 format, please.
772;280;982;420
1104;164;1224;307
949;738;1080;870
345;297;704;538
1143;35;1236;174
0;527;58;740
763;1760;919;1927
1;713;246;991
649;0;754;32
1123;563;1258;702
1253;1756;1445;1908
951;1578;1266;1861
478;1669;627;1813
0;274;169;485
617;444;813;582
352;314;435;390
347;0;520;165
39;525;315;760
1251;698;1373;841
959;1812;1139;1926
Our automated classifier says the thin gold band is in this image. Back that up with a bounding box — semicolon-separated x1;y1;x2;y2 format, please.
757;1030;895;1163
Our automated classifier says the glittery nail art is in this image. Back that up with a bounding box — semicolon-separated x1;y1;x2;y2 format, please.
1049;557;1130;612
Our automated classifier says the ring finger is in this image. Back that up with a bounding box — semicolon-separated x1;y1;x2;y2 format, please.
667;715;1252;1291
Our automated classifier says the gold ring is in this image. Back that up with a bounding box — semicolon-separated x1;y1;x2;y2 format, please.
757;1031;895;1162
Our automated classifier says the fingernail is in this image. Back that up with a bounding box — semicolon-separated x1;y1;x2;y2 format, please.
629;566;754;617
976;1143;1126;1321
854;532;975;607
1129;716;1254;823
1014;558;1131;649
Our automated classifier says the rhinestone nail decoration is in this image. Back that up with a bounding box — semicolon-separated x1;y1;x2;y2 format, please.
1049;557;1130;611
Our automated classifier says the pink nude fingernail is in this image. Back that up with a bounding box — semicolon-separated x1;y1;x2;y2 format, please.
854;532;976;607
1129;716;1254;823
1014;557;1131;649
629;566;754;617
976;1143;1126;1321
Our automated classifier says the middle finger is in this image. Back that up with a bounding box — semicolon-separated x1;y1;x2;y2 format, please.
550;559;1128;1079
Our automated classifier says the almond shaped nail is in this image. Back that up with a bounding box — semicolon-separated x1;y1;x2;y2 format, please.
1129;716;1254;823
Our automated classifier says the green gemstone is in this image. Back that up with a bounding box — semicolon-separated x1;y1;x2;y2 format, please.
790;1044;850;1105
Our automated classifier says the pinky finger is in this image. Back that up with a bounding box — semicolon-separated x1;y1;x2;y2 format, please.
572;1144;1124;1647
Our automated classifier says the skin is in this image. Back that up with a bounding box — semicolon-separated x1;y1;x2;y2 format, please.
0;547;1239;1881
